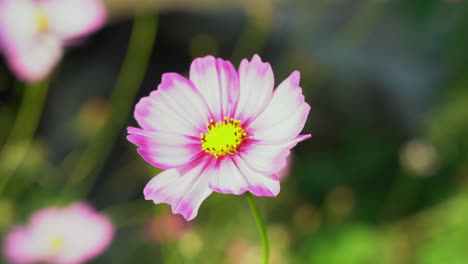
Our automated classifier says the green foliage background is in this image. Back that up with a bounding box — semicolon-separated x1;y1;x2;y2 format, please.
1;0;468;263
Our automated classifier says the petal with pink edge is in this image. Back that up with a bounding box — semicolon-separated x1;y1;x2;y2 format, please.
3;227;38;264
238;141;291;178
208;156;249;195
238;135;311;178
54;203;113;264
189;56;239;120
40;0;106;41
6;35;62;82
234;54;274;122
248;71;310;142
232;155;280;197
127;127;202;169
144;158;213;221
134;73;211;134
0;0;38;50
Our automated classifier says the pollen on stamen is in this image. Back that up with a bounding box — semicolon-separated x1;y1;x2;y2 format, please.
200;116;246;158
35;8;49;32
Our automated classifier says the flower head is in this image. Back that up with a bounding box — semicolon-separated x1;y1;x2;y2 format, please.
0;0;106;82
3;202;114;264
128;54;311;220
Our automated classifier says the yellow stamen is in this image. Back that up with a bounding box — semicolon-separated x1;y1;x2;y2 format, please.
200;117;246;158
49;236;64;252
35;8;49;32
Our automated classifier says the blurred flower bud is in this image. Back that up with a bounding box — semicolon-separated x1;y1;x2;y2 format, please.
146;213;190;243
179;230;203;260
76;98;109;137
325;185;356;223
293;203;321;235
399;139;439;177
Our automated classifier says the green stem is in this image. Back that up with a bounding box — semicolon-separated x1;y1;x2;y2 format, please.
0;80;50;194
62;12;158;196
245;192;269;264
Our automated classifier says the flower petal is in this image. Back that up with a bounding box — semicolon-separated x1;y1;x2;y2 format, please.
234;54;274;123
189;56;239;120
127;127;202;169
6;35;62;82
206;146;287;195
3;226;38;264
208;156;249;195
207;153;282;195
238;135;310;178
231;155;280;197
134;73;211;135
55;203;113;264
248;71;310;142
0;0;38;49
238;142;290;178
40;0;106;41
144;158;213;221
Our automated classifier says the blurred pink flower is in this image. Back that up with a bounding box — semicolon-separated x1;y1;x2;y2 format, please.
0;0;106;82
128;54;311;221
3;203;114;264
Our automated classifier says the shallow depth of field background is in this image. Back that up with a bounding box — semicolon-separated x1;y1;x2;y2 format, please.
2;0;468;263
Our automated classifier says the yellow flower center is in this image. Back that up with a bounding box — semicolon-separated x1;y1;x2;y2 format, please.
200;117;246;158
35;8;49;32
49;236;64;252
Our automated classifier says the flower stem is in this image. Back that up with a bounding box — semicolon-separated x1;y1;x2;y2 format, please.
0;80;50;194
62;11;158;196
245;192;269;264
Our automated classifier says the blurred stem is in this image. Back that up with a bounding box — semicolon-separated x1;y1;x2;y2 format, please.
0;80;50;194
245;192;269;264
63;11;158;197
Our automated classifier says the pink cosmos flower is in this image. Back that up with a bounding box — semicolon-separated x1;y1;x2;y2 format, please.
127;54;311;221
3;202;114;264
0;0;106;82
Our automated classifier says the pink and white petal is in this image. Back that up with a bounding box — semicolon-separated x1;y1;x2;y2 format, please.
127;127;202;169
134;92;196;135
144;158;213;221
40;0;106;41
0;0;39;49
277;154;292;181
29;206;60;229
55;204;113;264
238;142;290;178
238;135;311;178
26;208;65;260
6;35;62;82
234;54;274;123
232;156;280;197
134;73;211;134
248;71;310;142
3;227;38;264
189;56;239;120
208;156;249;195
